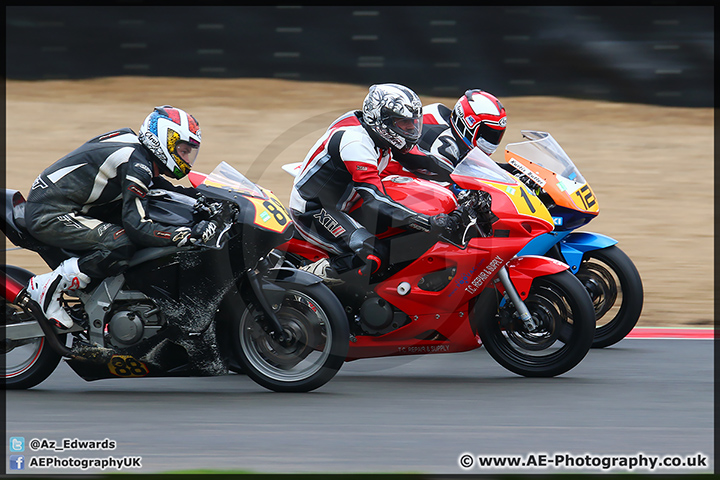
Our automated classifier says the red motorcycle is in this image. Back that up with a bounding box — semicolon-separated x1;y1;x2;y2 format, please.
193;149;596;377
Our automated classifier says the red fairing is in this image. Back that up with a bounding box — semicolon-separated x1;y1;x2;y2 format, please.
2;272;26;302
187;171;207;188
275;238;329;262
381;176;457;215
499;255;569;300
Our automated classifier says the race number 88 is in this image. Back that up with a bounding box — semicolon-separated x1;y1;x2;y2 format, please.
263;200;287;225
108;355;149;377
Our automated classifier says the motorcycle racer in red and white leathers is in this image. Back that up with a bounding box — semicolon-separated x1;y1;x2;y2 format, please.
419;89;508;167
289;83;455;284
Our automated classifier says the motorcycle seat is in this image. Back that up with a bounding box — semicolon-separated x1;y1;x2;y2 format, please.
4;189;28;230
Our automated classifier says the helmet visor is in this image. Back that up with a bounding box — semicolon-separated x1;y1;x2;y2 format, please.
390;116;422;142
175;140;200;168
472;122;506;149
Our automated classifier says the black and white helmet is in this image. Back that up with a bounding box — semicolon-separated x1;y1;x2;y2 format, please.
362;83;423;152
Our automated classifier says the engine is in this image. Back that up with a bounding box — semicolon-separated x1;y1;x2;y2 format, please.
106;302;164;348
355;296;408;336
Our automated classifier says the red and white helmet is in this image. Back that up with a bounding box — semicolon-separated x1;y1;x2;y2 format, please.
450;89;507;155
139;105;201;179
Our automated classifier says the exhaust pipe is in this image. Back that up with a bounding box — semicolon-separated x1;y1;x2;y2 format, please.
2;273;26;303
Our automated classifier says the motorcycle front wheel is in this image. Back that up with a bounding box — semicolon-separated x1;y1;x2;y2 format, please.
231;282;349;392
478;270;595;377
2;267;64;390
576;245;644;348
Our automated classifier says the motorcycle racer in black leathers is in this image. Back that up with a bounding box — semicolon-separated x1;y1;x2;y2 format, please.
24;106;217;329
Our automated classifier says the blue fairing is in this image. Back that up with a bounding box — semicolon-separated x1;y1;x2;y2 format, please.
517;230;573;258
558;232;618;273
518;231;618;274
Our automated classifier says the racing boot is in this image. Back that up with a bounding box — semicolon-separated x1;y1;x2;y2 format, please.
300;258;345;286
26;257;91;329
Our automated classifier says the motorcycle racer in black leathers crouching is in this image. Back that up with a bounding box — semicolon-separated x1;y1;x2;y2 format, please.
24;106;219;329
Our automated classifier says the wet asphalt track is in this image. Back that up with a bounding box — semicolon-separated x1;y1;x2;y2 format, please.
4;338;714;475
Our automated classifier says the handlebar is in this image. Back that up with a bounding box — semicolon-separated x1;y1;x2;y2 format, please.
190;195;239;249
441;190;495;246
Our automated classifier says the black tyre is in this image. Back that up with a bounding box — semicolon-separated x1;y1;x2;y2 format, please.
478;270;595;377
231;282;349;392
576;245;644;348
2;267;64;390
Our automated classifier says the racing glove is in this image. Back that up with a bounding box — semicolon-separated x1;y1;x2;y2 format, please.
429;213;451;235
410;213;461;237
173;227;192;247
433;209;469;238
173;220;223;247
190;219;222;246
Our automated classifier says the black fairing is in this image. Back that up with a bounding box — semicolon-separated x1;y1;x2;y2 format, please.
194;183;295;265
547;204;596;231
2;190;27;247
128;184;295;332
123;245;236;334
147;184;294;268
146;190;196;226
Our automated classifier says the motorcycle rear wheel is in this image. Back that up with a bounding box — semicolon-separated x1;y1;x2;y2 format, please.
231;283;349;392
576;245;644;348
2;268;64;390
478;270;595;377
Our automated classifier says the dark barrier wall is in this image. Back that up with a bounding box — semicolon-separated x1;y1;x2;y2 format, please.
6;6;714;107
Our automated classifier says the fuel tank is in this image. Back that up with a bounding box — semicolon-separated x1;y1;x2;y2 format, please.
381;175;457;215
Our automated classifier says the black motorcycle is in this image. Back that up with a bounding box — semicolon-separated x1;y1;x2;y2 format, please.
2;162;349;392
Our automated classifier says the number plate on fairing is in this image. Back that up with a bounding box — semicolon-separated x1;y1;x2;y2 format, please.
108;355;150;377
484;180;553;225
247;191;291;234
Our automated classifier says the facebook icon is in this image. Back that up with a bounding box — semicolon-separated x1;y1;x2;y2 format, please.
10;455;25;470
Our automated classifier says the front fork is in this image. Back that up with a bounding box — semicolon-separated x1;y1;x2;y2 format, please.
246;267;289;344
496;266;540;332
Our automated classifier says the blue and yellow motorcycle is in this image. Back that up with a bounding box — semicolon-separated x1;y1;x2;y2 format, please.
503;131;643;348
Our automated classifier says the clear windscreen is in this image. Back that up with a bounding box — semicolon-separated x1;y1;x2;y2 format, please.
452;147;519;184
202;161;266;199
506;130;585;183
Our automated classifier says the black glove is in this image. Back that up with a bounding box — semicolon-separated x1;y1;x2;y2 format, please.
448;206;468;227
428;208;469;241
190;219;222;246
516;174;542;195
476;191;492;214
173;226;192;247
173;217;227;248
429;213;454;236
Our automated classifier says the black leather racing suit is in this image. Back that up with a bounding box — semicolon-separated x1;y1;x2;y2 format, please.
418;103;470;167
25;128;198;278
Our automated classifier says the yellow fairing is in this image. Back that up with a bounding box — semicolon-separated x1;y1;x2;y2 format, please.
200;178;292;233
249;189;292;233
485;181;554;227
